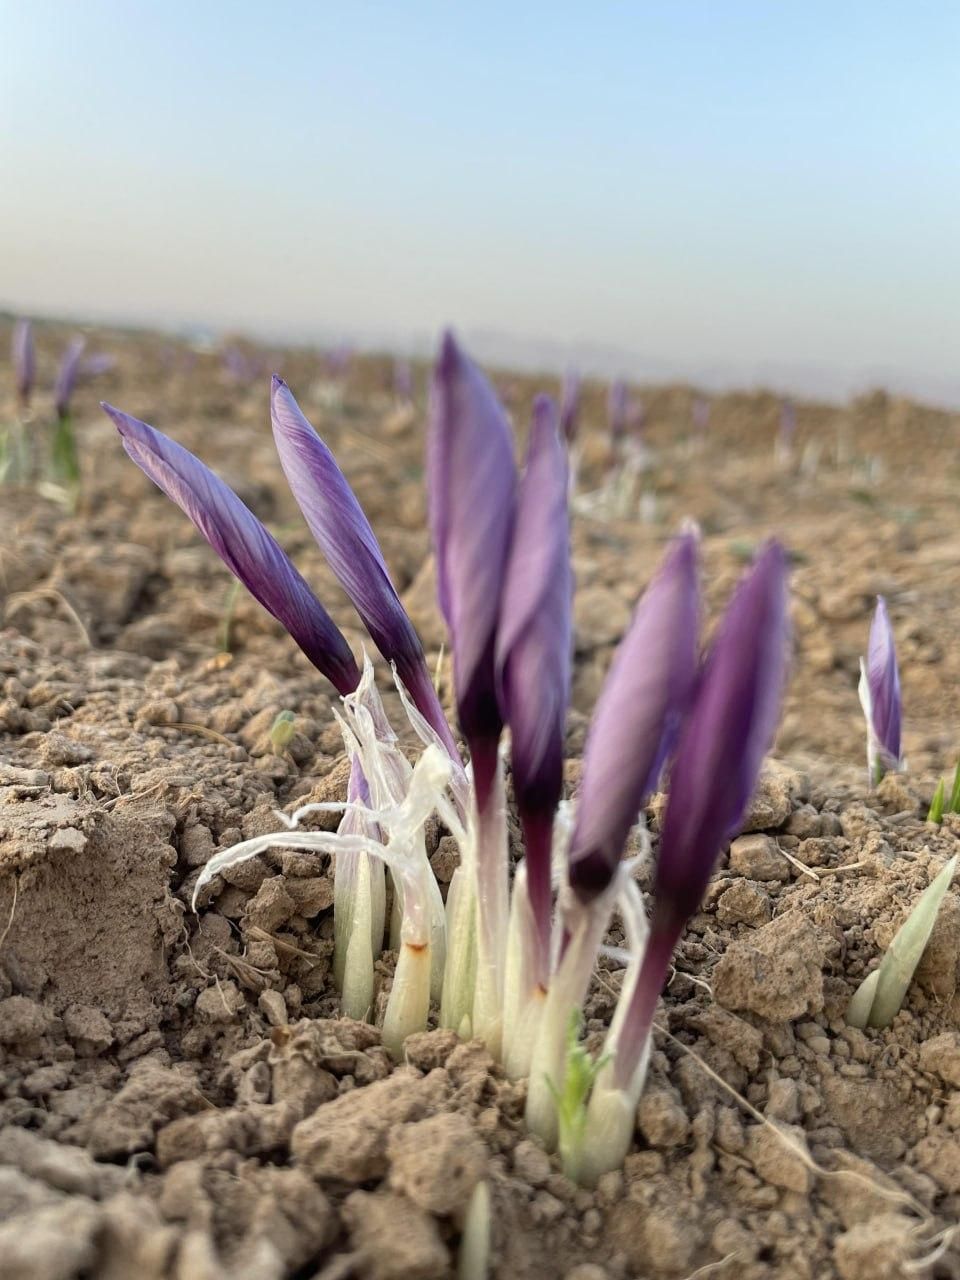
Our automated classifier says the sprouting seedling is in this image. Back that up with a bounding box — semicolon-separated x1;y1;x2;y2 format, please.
847;855;958;1030
545;1011;610;1183
269;710;297;755
928;779;946;824
927;762;960;824
858;596;903;787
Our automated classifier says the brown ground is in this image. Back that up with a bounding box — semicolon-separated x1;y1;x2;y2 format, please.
1;320;959;1280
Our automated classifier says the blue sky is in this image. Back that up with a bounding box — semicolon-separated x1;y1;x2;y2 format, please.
1;1;958;399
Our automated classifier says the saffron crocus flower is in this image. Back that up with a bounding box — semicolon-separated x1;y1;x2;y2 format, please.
496;395;572;962
429;332;517;1057
616;543;788;1078
858;596;902;785
559;371;581;445
567;528;701;902
102;403;360;694
394;358;414;403
577;540;789;1183
428;331;516;794
780;398;796;447
525;528;699;1135
55;338;86;420
692;395;710;435
12;319;35;410
270;375;458;759
607;380;628;442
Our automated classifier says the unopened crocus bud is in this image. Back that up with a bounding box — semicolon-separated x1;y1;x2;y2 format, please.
55;338;86;420
496;394;572;947
394;358;414;403
270;376;457;758
567;529;701;902
12;319;35;409
559;371;581;445
428;332;516;801
692;396;710;435
614;540;789;1087
103;402;360;695
858;596;902;785
608;380;628;442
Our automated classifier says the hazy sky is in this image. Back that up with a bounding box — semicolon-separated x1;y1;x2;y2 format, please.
2;2;958;399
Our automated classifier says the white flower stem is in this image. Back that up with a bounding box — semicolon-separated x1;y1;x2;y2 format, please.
440;865;477;1035
525;894;613;1148
471;755;509;1059
381;938;432;1058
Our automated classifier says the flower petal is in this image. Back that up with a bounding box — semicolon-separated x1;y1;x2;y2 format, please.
568;528;701;900
656;540;789;923
102;402;359;694
496;394;571;818
428;332;517;757
55;338;86;419
866;596;901;769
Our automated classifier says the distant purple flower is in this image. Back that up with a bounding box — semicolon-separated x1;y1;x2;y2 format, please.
394;358;414;403
55;338;86;420
629;397;646;436
608;380;628;441
567;529;701;902
859;596;902;784
81;352;116;379
325;344;353;378
780;398;796;447
559;371;581;444
428;332;517;800
496;394;572;947
12;320;34;409
613;541;789;1086
692;396;710;435
270;376;458;758
102;402;360;695
222;346;260;383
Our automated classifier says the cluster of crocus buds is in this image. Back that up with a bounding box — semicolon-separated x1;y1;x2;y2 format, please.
105;331;790;1183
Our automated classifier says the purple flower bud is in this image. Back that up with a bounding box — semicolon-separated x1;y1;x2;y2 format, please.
12;319;35;409
394;358;414;403
270;376;457;757
608;380;628;441
81;353;115;378
629;397;646;436
55;338;86;420
496;394;572;945
780;398;796;446
859;596;902;783
428;332;517;798
559;371;581;444
614;540;789;1086
692;395;711;435
568;529;701;902
102;402;360;695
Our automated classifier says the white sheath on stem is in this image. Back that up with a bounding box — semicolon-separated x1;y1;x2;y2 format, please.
502;863;546;1081
471;755;509;1059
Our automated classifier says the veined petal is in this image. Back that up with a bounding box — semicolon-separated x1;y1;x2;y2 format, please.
102;402;360;694
12;319;35;406
568;528;701;900
428;332;517;762
496;394;571;817
656;540;789;923
55;338;86;419
865;596;902;770
269;376;457;752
